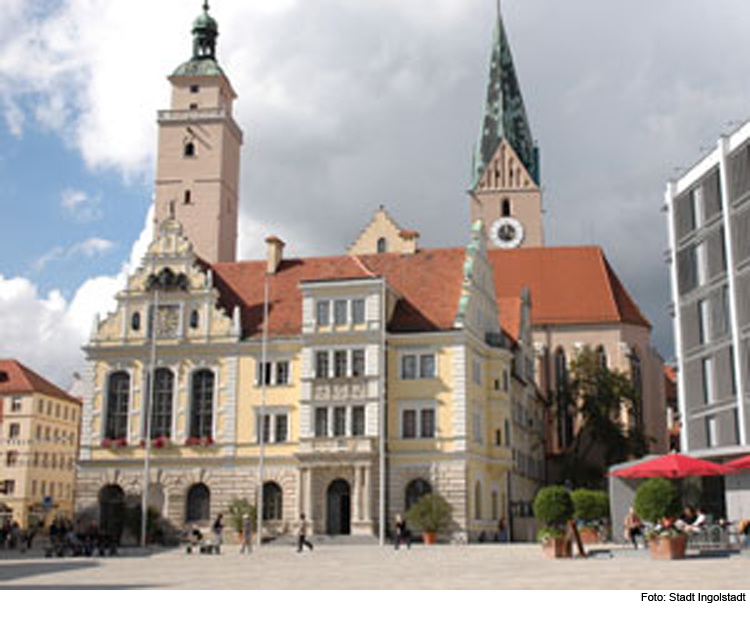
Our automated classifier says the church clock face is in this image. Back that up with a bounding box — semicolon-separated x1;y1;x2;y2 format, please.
490;218;525;249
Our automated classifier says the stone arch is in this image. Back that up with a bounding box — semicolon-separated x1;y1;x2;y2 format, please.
185;483;211;524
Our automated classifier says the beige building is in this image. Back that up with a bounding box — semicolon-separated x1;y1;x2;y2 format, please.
0;360;82;528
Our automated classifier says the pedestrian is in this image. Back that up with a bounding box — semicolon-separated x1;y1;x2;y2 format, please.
394;514;412;550
623;507;643;549
297;513;313;552
497;517;508;543
240;513;252;554
212;513;224;553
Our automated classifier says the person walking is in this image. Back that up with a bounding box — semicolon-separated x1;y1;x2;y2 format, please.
240;513;252;554
212;513;224;553
297;513;313;552
623;507;643;549
394;514;412;550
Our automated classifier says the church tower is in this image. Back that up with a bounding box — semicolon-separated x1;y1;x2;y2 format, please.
154;2;243;263
469;5;542;250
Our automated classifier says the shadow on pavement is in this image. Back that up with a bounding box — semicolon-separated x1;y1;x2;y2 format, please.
0;560;99;583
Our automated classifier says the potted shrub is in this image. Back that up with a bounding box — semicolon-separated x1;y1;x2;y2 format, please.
572;489;609;544
634;478;686;560
405;493;452;544
228;498;257;543
534;486;574;558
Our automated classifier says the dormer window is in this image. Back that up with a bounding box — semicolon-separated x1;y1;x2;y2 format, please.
377;238;387;254
0;371;8;383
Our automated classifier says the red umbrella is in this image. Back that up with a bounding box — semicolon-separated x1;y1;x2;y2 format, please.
611;453;735;479
726;455;750;470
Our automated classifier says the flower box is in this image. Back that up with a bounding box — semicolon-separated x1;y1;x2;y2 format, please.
101;438;128;449
185;436;215;447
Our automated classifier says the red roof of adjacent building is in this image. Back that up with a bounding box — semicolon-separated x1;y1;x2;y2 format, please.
0;360;81;405
211;245;650;340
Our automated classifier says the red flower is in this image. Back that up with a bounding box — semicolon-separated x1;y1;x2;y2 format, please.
115;439;128;449
101;439;113;449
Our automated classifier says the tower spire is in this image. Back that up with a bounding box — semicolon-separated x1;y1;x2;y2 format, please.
471;2;539;189
192;1;219;60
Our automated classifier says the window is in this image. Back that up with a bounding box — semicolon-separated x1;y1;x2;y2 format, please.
190;309;200;329
189;103;198;110
420;408;436;439
257;414;271;444
405;479;432;511
495;429;502;446
334;350;348;378
45;427;51;441
420;354;436;379
491;491;499;521
315;407;328;438
315;352;329;379
4;480;15;496
184;142;196;158
149;368;174;439
105;372;130;441
36;426;41;441
352;349;365;377
186;484;210;523
31;480;37;497
8;423;20;439
401;355;417;380
184;190;192;204
472;358;482;385
190;370;214;440
352;406;366;436
6;451;19;467
502;199;512;218
473;412;483;444
705;415;718;448
275;414;288;443
504;419;511;447
37;400;44;413
333;407;347;437
132;312;142;331
334;299;348;325
701;357;715;405
474;481;483;521
377;237;387;254
262;482;283;521
316;300;330;326
596;346;607;370
698;300;710;345
352;299;365;324
257;362;273;386
402;409;417;439
190;84;200;93
275;361;290;386
503;370;510;392
11;397;21;412
696;242;708;286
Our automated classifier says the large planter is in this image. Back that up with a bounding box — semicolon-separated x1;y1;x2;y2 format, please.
648;534;687;560
422;532;437;545
579;528;600;545
542;538;572;559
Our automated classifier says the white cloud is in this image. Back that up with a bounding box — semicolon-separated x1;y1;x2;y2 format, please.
61;188;103;222
0;206;153;387
31;236;116;273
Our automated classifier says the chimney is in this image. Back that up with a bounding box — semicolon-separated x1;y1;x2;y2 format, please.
398;229;420;255
266;236;285;274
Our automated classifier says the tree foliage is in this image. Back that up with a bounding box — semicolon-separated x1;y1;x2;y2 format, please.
634;478;681;523
561;346;650;486
533;486;574;529
405;493;453;533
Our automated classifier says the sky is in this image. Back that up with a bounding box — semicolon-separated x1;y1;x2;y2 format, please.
2;0;750;387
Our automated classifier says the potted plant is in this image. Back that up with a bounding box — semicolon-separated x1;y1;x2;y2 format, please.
634;478;686;560
405;493;452;544
534;486;574;558
572;489;609;544
228;498;257;543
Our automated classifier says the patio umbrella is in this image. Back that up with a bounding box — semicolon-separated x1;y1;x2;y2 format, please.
610;453;735;479
725;454;750;470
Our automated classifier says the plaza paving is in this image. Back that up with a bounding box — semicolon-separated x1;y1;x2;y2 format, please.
0;542;748;590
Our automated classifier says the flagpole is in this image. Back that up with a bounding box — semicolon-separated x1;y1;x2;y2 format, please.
257;273;270;548
142;287;159;548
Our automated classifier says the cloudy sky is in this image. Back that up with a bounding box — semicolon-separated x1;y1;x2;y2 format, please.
1;0;749;387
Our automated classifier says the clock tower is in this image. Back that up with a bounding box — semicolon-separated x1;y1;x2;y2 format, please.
154;2;243;264
469;5;543;250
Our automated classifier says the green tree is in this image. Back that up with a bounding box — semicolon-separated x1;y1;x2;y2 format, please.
561;347;650;486
227;498;257;535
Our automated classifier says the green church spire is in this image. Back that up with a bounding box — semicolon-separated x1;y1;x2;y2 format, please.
172;2;223;78
472;3;539;189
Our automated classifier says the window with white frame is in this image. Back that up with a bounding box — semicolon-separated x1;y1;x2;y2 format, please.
333;407;347;437
316;300;330;326
400;404;436;439
315;352;330;379
705;415;718;448
314;407;328;438
701;357;715;405
401;352;437;380
333;350;348;378
256;411;289;444
352;406;366;436
334;299;348;325
352;349;365;377
11;397;21;412
352;299;366;324
257;360;291;386
314;349;365;379
314;406;367;438
697;299;710;345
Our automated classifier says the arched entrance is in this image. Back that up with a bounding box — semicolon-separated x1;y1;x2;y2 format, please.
99;485;125;542
326;479;351;536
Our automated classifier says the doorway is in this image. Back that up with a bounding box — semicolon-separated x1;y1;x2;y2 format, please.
326;479;351;535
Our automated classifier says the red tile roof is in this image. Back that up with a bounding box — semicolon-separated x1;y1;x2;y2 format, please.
0;360;81;405
211;245;650;339
488;246;650;329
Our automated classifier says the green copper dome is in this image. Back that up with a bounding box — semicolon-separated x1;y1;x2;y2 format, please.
193;10;218;34
172;2;223;76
